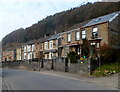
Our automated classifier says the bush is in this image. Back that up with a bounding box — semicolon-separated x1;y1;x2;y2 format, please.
100;44;117;64
67;51;79;63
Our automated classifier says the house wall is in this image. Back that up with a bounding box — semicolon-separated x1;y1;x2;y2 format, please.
61;30;81;45
109;15;120;48
44;39;59;59
61;30;81;57
2;50;15;61
16;48;22;61
85;22;109;46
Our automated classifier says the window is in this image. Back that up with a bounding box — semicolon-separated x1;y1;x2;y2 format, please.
97;43;100;48
82;30;86;39
92;27;98;39
49;52;53;59
76;31;80;40
49;41;53;49
27;45;31;52
44;42;48;49
32;44;34;51
24;46;27;52
67;33;71;42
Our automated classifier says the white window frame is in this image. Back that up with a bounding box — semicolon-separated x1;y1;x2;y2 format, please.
32;44;34;51
76;31;80;40
82;30;86;39
27;45;31;52
67;33;71;42
24;46;27;52
44;42;48;50
92;27;98;38
49;40;53;49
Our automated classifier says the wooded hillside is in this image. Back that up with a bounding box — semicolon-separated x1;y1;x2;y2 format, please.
2;2;120;49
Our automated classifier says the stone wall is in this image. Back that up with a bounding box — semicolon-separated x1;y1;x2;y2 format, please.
3;58;98;76
54;61;65;72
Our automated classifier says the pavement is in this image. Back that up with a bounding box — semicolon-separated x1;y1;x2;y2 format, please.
39;70;119;89
2;68;117;90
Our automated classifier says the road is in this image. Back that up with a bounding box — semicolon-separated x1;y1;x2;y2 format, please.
2;68;117;90
0;68;2;91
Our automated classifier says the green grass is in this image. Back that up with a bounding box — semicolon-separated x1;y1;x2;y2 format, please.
91;62;120;77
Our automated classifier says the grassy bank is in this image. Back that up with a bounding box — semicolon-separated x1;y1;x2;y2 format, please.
91;62;120;77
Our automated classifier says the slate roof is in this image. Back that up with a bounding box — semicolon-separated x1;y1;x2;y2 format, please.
36;35;52;43
60;20;90;34
27;39;36;45
83;11;120;28
47;34;60;41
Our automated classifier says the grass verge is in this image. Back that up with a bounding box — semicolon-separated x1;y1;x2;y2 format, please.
91;62;120;77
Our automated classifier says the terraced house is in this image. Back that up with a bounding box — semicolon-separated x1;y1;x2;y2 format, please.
2;48;16;62
34;36;50;59
2;11;120;61
58;21;89;58
26;40;35;60
81;11;120;58
45;34;60;59
58;11;120;58
44;35;60;59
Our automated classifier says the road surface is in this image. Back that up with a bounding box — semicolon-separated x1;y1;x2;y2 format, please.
2;68;117;90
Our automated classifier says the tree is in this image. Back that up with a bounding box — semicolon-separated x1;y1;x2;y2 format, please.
67;51;79;63
82;39;89;58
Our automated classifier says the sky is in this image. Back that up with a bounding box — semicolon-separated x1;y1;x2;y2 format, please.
0;0;104;41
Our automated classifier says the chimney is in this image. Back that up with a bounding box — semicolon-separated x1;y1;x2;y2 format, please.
44;34;49;38
54;30;56;34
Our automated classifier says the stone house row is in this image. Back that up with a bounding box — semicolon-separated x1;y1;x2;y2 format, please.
2;11;120;62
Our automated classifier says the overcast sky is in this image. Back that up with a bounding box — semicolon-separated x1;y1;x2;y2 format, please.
0;0;103;41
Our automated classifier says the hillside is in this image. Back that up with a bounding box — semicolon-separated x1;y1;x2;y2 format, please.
2;2;120;49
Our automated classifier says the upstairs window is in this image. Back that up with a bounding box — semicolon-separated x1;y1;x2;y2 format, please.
67;33;71;42
32;44;34;51
49;41;53;49
24;46;27;52
82;30;86;39
44;42;48;49
27;45;31;52
92;27;98;39
76;31;80;40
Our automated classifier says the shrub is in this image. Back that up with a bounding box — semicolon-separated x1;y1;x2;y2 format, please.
67;51;78;63
100;43;117;64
